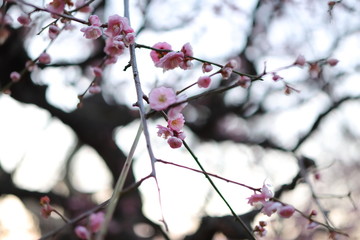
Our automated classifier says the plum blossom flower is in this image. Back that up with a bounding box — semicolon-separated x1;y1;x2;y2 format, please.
149;86;177;111
81;15;102;39
157;125;173;139
124;32;135;46
155;51;184;71
168;113;185;132
105;14;133;37
150;42;172;64
75;226;90;240
179;42;193;70
277;204;295;218
261;201;282;217
197;76;211;88
104;37;125;56
88;15;101;26
247;183;273;206
167;136;183;148
81;25;102;39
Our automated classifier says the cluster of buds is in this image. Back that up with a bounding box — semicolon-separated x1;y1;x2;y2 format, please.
253;221;267;237
197;59;238;88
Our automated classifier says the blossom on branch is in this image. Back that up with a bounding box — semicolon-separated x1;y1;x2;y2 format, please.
149;86;177;111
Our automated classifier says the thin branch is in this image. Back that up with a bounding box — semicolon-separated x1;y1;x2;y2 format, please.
156;159;260;192
182;141;256;240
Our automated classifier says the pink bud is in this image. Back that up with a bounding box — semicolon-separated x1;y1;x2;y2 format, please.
197;76;211;88
327;58;339;66
202;62;213;73
167;137;182;148
49;25;60;40
75;226;90;240
272;74;282;81
294;55;306;67
278;205;295;218
39;52;51;64
10;71;21;82
92;66;103;77
17;14;31;26
237;76;251;88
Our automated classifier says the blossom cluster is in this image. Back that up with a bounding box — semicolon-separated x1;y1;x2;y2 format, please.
148;42;243;149
247;183;295;218
149;87;187;148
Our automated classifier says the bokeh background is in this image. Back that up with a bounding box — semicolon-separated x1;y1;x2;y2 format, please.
0;0;360;239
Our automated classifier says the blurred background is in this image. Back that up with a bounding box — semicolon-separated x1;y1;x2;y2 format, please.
0;0;360;239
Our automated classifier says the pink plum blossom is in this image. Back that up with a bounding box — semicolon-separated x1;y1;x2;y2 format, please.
39;52;51;64
104;37;125;56
261;201;282;217
124;32;135;46
48;25;60;40
81;25;102;39
150;42;172;64
75;226;90;240
157;125;173;139
10;71;21;82
155;51;184;71
105;14;133;37
197;76;211;88
277;205;295;218
167;136;182;148
179;42;193;70
89;15;101;26
149;86;177;111
247;183;273;206
168;113;185;132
